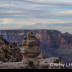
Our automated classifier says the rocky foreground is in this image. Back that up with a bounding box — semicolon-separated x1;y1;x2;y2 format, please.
0;57;64;69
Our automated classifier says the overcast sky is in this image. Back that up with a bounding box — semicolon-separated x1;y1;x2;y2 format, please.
0;0;72;34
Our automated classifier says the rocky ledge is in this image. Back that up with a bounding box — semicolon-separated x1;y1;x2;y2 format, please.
0;57;64;69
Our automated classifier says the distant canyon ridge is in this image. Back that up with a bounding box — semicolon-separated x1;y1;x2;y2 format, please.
0;30;72;49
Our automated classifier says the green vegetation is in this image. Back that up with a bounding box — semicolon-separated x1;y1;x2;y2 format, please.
9;42;17;48
24;37;27;40
0;56;5;62
13;42;17;47
10;45;12;48
59;57;62;62
54;57;62;63
54;59;60;63
28;60;34;67
3;39;9;45
3;48;13;55
3;49;9;53
8;52;13;55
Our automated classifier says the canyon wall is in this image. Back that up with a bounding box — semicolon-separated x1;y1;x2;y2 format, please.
0;30;72;49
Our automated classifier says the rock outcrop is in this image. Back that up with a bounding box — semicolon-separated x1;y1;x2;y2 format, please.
42;55;49;59
0;35;5;58
0;46;5;58
0;57;64;69
20;32;64;69
0;35;22;62
20;32;41;62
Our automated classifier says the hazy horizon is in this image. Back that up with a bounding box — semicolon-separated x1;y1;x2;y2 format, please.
0;29;71;34
0;0;72;34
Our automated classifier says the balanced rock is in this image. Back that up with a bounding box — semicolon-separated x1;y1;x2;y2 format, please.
20;32;41;61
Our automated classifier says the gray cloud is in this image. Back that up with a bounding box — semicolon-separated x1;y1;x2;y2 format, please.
0;0;72;7
21;0;72;7
20;23;72;34
0;0;72;18
0;0;71;34
0;7;51;18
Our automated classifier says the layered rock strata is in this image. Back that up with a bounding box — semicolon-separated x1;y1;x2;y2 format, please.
20;32;41;62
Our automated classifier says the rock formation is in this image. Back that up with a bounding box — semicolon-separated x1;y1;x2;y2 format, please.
0;35;5;46
0;35;22;62
0;46;5;58
20;32;64;69
20;32;41;62
0;35;5;58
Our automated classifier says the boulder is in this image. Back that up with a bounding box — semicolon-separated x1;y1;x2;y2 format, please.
42;55;49;59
